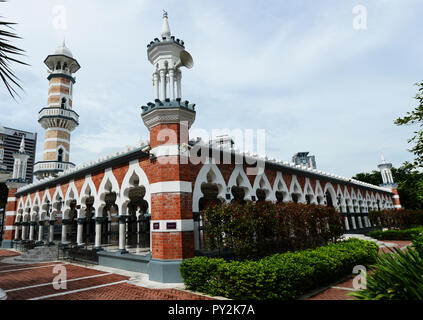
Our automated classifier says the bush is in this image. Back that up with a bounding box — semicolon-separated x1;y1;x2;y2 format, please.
202;202;344;260
180;239;379;300
369;209;423;229
412;233;423;257
350;247;423;300
369;226;423;241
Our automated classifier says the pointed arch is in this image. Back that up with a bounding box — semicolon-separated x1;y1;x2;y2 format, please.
273;172;290;203
290;175;305;203
252;173;275;202
193;162;227;212
227;164;253;201
97;168;121;217
79;175;98;218
304;178;316;204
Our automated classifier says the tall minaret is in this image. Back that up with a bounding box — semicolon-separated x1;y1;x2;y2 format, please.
141;12;196;283
11;137;30;181
378;154;402;210
34;40;80;180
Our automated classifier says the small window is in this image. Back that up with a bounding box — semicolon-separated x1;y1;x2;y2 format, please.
56;62;61;70
61;98;67;109
58;149;64;162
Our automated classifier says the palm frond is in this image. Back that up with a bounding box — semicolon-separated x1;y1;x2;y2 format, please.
0;7;29;99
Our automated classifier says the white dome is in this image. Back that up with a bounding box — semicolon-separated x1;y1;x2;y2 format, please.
54;40;73;58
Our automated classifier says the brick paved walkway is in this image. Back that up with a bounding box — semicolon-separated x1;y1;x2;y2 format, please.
0;250;213;300
307;240;412;300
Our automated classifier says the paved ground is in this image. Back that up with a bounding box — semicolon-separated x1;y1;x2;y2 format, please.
0;251;214;300
306;240;412;300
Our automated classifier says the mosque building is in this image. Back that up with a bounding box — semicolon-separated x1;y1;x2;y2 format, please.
0;12;401;283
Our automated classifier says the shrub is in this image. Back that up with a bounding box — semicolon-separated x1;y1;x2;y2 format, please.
369;209;423;230
202;202;344;260
412;233;423;257
369;226;423;241
180;239;379;300
350;247;423;300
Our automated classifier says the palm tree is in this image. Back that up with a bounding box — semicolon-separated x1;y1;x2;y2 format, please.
0;0;28;99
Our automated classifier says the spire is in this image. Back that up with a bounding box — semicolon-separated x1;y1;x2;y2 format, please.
19;136;26;153
381;153;386;164
161;10;171;39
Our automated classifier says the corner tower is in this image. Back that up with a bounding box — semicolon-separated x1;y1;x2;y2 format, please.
141;11;196;283
378;155;402;210
34;40;80;180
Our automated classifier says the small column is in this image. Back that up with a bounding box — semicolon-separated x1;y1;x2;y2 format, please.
61;219;70;244
29;221;35;242
21;223;28;241
48;220;55;245
176;70;182;98
344;216;350;231
169;69;175;100
153;72;159;100
94;217;104;250
357;215;363;229
37;221;44;245
76;218;85;246
118;215;128;253
160;69;166;100
351;215;357;229
14;223;20;241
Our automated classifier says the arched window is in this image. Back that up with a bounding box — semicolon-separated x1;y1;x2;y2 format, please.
61;98;67;109
63;62;68;71
56;62;61;70
58;149;64;162
325;191;333;208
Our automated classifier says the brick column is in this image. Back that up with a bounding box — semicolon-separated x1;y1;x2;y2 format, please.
142;101;196;283
392;189;402;210
1;187;17;248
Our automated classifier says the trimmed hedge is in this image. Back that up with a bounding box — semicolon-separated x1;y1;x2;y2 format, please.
202;202;344;260
369;226;423;241
369;209;423;229
180;239;379;300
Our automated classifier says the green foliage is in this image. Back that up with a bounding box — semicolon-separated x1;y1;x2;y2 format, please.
369;209;423;230
350;247;423;300
370;226;423;241
412;233;423;257
180;239;379;300
395;81;423;169
353;164;423;210
202;202;344;260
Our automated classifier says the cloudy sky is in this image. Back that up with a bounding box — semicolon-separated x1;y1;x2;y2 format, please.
0;0;422;178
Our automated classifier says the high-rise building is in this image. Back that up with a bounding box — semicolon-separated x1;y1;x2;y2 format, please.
0;126;37;183
292;152;316;169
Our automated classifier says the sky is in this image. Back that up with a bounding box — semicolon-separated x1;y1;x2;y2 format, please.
0;0;422;178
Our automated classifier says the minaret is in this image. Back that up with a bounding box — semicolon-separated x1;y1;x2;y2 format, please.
141;12;196;283
378;154;401;210
33;40;80;180
11;137;30;181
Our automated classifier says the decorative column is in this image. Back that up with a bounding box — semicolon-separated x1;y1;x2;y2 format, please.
21;222;28;241
176;71;182;99
169;69;175;100
153;72;159;100
48;220;55;245
118;215;128;253
61;219;70;244
350;215;357;230
94;217;104;250
76;218;85;246
29;221;36;242
14;223;20;241
37;221;45;245
357;215;363;229
160;69;166;100
344;216;350;231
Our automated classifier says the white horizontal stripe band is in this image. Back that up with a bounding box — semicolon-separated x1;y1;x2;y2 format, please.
394;205;402;208
44;149;69;154
392;195;400;199
150;181;192;194
46;127;71;133
49;83;71;89
151;219;194;232
4;226;15;231
7;197;16;202
151;144;180;157
44;138;70;144
6;211;16;216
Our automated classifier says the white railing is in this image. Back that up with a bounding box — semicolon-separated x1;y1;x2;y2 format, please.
34;162;75;172
38;108;79;123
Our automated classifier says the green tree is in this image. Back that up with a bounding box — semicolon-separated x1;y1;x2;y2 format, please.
0;0;28;98
352;163;423;210
395;81;423;168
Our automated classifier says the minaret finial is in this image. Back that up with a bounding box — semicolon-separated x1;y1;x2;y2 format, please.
161;10;171;39
381;153;386;164
19;136;25;153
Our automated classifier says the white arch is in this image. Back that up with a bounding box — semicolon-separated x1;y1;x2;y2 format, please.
51;186;65;220
63;180;78;219
304;178;316;204
97;168;121;217
315;180;324;205
273;172;291;203
193;162;227;212
323;182;337;208
120;160;151;215
79;175;98;218
289;175;305;203
252;172;275;202
227;164;253;201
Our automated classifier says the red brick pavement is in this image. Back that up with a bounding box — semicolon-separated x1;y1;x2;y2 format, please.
0;249;214;300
